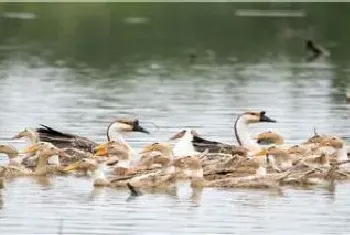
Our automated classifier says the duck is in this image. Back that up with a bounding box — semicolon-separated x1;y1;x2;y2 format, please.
32;119;149;156
138;142;173;169
0;145;33;177
138;143;196;180
20;142;70;176
254;131;284;145
94;140;133;176
181;153;284;190
170;128;199;156
12;128;62;166
65;157;178;190
256;146;294;172
0;144;24;167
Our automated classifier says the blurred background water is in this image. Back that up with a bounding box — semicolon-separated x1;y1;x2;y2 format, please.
0;2;350;234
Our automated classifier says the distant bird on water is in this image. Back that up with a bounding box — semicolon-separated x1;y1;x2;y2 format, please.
305;39;330;62
189;50;197;64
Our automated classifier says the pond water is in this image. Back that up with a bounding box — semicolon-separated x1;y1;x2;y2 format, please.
1;2;350;234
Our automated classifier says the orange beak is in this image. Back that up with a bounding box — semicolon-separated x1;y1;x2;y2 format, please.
21;144;39;154
93;142;110;157
254;148;268;157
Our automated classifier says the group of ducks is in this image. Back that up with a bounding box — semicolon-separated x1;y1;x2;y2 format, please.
1;111;350;197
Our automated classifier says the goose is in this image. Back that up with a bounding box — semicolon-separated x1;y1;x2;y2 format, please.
169;111;276;156
32;119;149;155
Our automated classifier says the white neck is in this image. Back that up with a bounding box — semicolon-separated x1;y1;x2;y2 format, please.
337;145;348;162
93;164;107;180
107;124;135;156
47;155;60;165
173;129;197;157
9;157;22;166
116;159;130;169
256;166;267;177
234;116;261;153
108;128;126;143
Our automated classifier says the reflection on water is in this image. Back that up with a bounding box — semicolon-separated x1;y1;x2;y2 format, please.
1;2;350;234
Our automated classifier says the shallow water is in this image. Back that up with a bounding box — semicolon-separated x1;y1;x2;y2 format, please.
1;2;350;234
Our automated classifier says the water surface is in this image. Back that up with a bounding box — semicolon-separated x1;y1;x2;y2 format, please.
1;2;350;234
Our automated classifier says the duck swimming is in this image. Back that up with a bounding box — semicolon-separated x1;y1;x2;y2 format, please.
255;131;284;145
66;156;178;190
21;142;70;176
181;153;283;190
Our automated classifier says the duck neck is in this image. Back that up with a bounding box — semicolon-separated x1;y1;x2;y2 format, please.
93;163;107;180
234;115;261;153
47;155;60;165
337;145;348;162
173;130;196;156
9;156;22;166
190;167;205;188
28;131;38;144
35;154;48;174
7;152;21;165
107;125;134;156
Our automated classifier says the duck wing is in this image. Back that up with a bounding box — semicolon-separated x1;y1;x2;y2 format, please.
192;135;246;155
36;124;97;153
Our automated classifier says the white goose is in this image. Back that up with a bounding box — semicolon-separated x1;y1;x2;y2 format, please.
170;111;277;156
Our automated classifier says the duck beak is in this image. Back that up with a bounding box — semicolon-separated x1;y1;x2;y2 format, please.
93;142;110;157
139;145;153;155
255;148;267;156
63;161;81;171
134;125;150;134
259;112;276;123
12;133;21;139
21;144;39;154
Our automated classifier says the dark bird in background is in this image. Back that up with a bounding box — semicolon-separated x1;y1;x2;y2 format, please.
305;39;329;62
189;50;197;64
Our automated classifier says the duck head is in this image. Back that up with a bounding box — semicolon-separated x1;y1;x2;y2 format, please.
241;111;276;124
255;131;284;145
0;145;18;158
107;119;149;140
